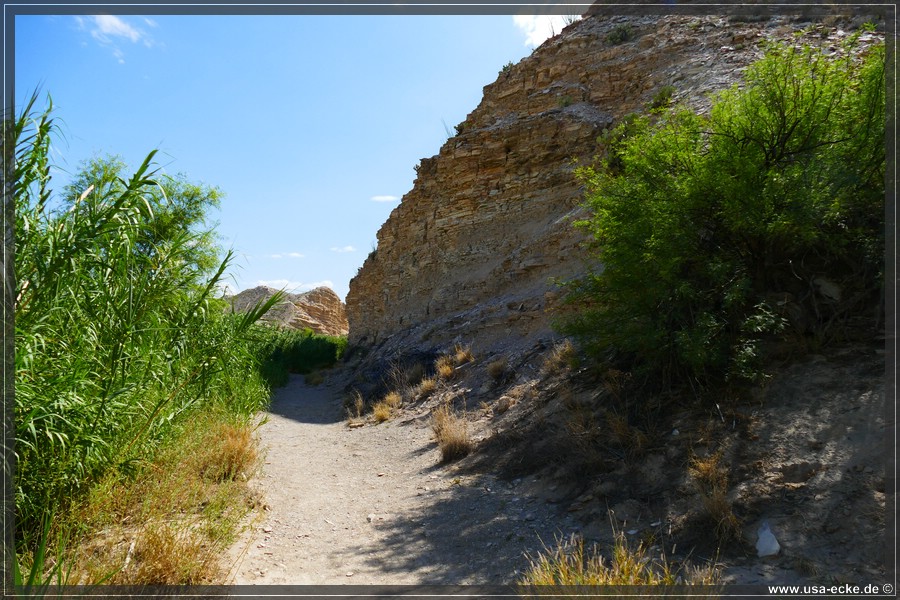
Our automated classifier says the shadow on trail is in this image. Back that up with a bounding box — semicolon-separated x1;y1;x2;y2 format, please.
264;374;346;425
342;472;572;584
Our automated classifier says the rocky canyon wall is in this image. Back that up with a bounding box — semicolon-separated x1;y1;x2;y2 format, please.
346;11;883;359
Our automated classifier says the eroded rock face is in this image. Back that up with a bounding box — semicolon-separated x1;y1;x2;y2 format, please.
229;286;349;337
346;12;882;358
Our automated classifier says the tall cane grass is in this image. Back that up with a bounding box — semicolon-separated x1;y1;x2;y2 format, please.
10;93;282;584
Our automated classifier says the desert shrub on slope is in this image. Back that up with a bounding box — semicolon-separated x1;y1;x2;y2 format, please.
561;34;885;391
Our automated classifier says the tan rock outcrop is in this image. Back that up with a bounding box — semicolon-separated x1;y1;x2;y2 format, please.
228;286;349;337
346;12;883;358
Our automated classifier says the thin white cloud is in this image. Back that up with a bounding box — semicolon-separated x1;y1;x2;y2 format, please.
330;246;356;253
513;15;580;47
370;195;399;203
286;252;304;258
91;15;142;43
268;252;304;259
75;15;156;62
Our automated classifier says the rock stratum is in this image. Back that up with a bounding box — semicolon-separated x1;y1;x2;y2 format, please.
346;11;882;358
228;286;349;337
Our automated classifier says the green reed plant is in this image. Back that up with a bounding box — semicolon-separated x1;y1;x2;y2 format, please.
10;93;282;579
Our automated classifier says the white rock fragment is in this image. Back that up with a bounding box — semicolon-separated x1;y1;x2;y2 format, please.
756;520;780;557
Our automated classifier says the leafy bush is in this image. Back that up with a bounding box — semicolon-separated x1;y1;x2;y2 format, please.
561;36;885;391
606;24;633;45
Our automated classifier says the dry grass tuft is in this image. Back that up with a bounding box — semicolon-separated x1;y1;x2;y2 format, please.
129;524;218;584
345;391;367;427
604;410;650;458
521;531;720;587
372;401;392;423
431;403;473;462
194;422;258;482
65;411;260;585
487;358;509;381
453;343;474;365
415;377;438;398
689;450;741;543
542;339;577;375
383;391;403;409
435;355;456;380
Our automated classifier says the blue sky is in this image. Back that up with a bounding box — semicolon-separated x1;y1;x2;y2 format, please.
14;12;580;300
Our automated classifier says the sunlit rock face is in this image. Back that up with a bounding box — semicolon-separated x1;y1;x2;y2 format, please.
346;12;880;357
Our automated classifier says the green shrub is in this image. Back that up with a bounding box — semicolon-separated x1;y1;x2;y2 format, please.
561;36;885;391
606;24;633;45
648;85;676;110
253;326;347;386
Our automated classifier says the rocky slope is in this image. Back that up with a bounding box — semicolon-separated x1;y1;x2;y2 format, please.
228;286;349;337
345;11;883;361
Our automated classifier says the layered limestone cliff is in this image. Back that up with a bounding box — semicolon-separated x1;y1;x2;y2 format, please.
346;12;882;357
229;286;349;337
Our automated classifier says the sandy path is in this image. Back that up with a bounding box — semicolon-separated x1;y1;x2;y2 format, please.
223;374;577;585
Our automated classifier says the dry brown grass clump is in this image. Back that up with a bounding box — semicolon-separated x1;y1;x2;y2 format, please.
542;339;577;375
65;412;261;585
372;401;392;423
487;357;509;381
415;376;438;398
383;391;402;409
521;532;720;587
348;391;365;419
128;524;219;584
689;449;741;543
431;403;473;462
453;343;474;365
604;410;650;459
194;422;258;482
436;355;456;380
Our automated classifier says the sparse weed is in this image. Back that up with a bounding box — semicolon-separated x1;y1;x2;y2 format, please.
345;390;366;421
436;355;456;380
689;450;741;543
415;377;438;398
542;339;577;375
373;402;392;423
193;422;258;483
431;403;473;462
521;530;720;586
487;358;509;382
383;391;403;409
453;343;474;365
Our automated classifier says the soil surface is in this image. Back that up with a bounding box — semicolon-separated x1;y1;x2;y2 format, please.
223;373;580;585
224;339;889;589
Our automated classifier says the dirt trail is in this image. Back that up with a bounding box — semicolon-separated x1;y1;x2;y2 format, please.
223;373;579;585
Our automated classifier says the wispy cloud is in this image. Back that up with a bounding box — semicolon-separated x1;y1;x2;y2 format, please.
370;195;399;203
513;15;580;47
330;246;356;253
74;15;156;63
269;252;304;259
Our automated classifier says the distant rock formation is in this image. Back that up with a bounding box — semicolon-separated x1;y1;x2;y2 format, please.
228;286;349;337
345;11;883;358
